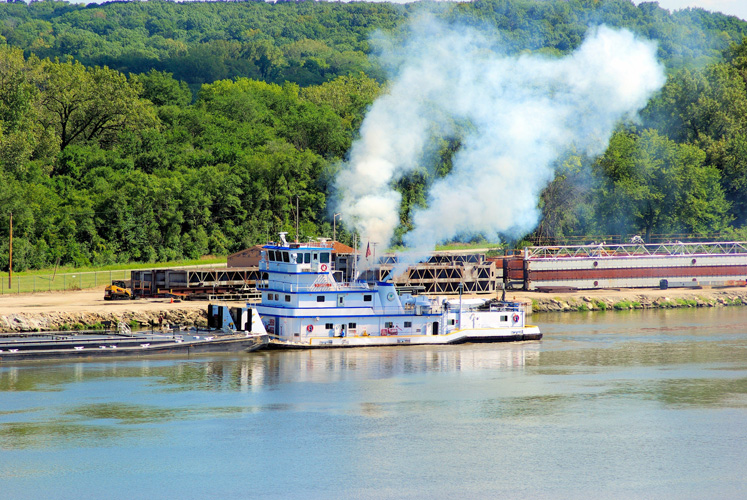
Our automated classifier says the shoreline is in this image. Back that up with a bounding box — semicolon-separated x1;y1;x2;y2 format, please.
0;285;746;333
510;286;747;314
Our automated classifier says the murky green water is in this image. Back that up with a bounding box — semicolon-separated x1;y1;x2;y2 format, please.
1;307;745;499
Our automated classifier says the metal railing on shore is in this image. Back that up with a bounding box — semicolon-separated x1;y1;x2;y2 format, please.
0;270;131;295
0;263;227;296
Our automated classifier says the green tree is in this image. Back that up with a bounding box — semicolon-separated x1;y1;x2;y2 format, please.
37;58;156;152
594;129;730;240
133;69;192;107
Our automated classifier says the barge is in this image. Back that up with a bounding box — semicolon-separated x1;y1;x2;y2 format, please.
0;306;268;362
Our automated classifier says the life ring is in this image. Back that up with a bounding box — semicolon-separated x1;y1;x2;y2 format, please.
306;324;313;332
320;264;328;272
512;314;520;323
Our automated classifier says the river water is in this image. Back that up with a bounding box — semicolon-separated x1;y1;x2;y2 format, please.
1;307;745;499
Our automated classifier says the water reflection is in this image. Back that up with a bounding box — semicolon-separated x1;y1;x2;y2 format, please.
0;344;540;395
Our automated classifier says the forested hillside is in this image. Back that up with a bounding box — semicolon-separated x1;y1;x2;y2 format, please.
1;0;747;270
1;0;746;88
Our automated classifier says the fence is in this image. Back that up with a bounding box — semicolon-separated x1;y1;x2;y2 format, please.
0;270;130;295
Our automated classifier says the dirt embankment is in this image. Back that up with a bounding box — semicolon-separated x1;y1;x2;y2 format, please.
1;285;747;333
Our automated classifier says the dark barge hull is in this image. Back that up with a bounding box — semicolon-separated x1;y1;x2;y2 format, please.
0;334;268;362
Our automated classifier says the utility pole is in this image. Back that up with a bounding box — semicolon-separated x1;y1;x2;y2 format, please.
8;212;12;289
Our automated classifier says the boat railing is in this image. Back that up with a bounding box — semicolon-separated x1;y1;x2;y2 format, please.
256;280;370;293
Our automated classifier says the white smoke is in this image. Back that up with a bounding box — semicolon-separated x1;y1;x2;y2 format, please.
334;17;665;260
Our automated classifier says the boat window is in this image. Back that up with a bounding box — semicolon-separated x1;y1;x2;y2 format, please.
404;321;412;327
384;321;393;328
501;315;508;322
449;319;456;325
325;323;333;329
313;253;318;261
282;252;290;263
317;296;325;302
363;295;372;302
268;250;275;261
274;294;279;301
348;322;356;329
285;295;291;302
320;252;330;264
304;253;311;264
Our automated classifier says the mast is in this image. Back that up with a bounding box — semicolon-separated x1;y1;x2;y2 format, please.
353;233;358;282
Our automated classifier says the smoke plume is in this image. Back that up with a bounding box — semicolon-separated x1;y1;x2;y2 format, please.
334;17;665;260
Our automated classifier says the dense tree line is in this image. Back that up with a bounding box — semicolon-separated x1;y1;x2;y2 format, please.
1;0;747;270
0;0;746;90
0;44;380;269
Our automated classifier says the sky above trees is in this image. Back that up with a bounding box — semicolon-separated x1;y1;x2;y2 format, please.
636;1;746;20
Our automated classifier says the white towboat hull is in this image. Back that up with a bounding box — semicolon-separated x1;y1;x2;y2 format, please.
269;325;541;349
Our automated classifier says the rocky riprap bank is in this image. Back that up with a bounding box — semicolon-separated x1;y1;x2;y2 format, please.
3;288;747;333
530;289;747;313
0;309;207;334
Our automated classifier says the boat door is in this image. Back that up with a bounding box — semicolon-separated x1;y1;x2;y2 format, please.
432;322;439;336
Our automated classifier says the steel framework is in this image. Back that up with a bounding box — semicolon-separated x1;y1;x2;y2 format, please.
525;241;747;260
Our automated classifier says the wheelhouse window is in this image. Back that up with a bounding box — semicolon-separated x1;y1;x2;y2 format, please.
282;252;290;263
317;296;325;302
363;295;372;302
320;252;330;264
304;253;311;264
269;250;276;261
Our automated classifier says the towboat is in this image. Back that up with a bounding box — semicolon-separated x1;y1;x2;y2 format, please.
246;234;541;348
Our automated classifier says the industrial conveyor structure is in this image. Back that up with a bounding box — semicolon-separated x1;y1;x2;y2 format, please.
375;253;503;294
524;241;747;290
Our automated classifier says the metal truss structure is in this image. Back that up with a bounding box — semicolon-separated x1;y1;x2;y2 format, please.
525;241;747;260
